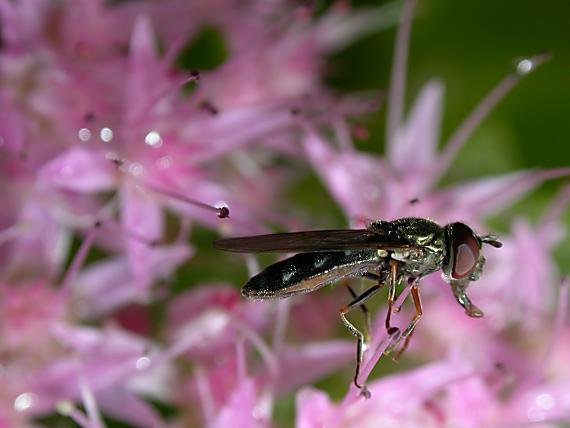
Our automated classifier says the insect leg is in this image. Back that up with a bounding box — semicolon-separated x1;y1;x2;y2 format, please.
345;283;372;344
384;260;399;335
389;285;423;361
450;279;484;318
339;284;382;398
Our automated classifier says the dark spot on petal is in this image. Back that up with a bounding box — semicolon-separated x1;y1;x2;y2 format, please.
200;100;219;115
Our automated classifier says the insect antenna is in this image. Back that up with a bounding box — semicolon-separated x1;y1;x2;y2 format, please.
479;234;503;248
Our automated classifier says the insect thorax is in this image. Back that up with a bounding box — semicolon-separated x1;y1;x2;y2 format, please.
368;217;446;277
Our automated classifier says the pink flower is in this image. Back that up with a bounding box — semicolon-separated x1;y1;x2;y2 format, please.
288;3;570;426
304;79;568;227
1;0;568;426
0;280;164;427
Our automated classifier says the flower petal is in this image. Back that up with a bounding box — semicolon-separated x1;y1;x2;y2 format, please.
120;182;162;292
211;379;267;428
432;168;570;221
295;387;333;428
95;388;167;428
304;131;389;221
38;147;116;193
275;341;354;394
389;81;443;177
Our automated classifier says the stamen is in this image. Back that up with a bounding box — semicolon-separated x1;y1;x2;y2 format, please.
272;299;291;353
543;277;569;363
144;183;230;219
83;112;95;123
514;52;551;75
217;204;230;219
194;365;216;423
386;0;417;146
245;254;261;277
123;227;160;246
232;316;279;379
56;401;91;428
60;221;102;293
128;70;201;125
0;223;27;246
77;363;105;428
105;151;124;166
540;184;570;227
200;100;219;115
333;119;354;150
436;51;551;181
351;124;369;141
236;337;247;381
295;0;315;19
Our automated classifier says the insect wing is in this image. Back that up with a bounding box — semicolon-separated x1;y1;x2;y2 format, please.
242;250;380;299
214;229;410;253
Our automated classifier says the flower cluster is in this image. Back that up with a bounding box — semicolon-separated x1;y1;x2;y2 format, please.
0;0;568;427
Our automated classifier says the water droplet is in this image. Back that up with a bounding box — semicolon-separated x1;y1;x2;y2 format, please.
128;163;144;176
14;392;38;412
536;393;555;411
100;127;113;142
527;407;545;422
516;59;534;75
157;155;173;170
145;131;163;148
78;128;92;142
135;356;151;370
252;405;266;420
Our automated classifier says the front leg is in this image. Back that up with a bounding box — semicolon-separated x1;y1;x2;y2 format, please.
384;260;400;335
385;284;423;360
450;279;484;318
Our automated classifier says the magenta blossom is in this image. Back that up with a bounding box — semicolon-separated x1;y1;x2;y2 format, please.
0;0;568;426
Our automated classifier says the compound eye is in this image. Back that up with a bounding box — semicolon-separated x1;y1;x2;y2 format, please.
450;223;481;279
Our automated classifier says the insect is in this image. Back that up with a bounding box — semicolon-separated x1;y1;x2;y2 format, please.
214;217;502;397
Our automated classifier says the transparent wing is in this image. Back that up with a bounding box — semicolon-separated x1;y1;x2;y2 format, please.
214;229;411;253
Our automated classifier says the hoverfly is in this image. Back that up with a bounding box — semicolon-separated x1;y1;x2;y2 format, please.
214;217;502;397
